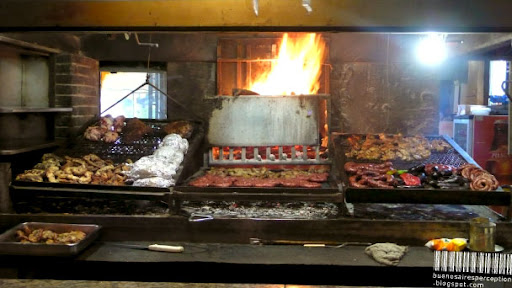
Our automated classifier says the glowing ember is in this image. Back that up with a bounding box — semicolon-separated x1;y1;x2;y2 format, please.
249;33;326;95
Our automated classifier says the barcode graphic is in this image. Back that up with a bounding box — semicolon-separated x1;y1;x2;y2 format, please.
434;251;512;275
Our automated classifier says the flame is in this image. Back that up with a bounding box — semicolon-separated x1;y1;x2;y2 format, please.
249;33;326;95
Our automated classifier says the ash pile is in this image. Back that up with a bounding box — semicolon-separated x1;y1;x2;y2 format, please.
180;201;340;220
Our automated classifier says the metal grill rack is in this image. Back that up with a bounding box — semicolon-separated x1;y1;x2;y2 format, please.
172;147;342;215
10;119;205;207
208;145;329;165
331;133;512;215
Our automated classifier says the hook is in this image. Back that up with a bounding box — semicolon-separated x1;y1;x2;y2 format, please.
302;0;313;13
134;33;159;48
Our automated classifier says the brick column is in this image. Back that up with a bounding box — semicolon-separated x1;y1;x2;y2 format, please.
54;53;99;140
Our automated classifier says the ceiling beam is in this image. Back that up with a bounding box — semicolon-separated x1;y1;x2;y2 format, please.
1;0;512;32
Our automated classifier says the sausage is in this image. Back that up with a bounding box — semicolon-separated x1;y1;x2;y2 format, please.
355;170;381;177
308;172;329;182
344;162;393;174
349;175;368;188
299;180;322;188
366;178;393;189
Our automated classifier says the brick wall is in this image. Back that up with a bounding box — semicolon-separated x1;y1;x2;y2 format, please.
54;53;99;139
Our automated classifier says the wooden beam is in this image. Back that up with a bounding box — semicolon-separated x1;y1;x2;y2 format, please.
1;0;512;32
0;36;61;54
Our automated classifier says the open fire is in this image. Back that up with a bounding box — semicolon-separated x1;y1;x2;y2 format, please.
247;33;327;96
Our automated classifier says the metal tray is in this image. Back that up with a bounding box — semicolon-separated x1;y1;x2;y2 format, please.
175;166;341;194
9;121;205;200
0;222;101;256
331;133;511;206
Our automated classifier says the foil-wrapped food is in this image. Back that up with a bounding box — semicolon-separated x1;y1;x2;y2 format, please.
125;133;189;188
132;177;175;188
159;133;189;153
127;155;179;180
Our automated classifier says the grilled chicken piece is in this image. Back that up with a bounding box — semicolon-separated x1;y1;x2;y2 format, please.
84;126;104;141
113;115;126;133
103;131;119;143
55;231;86;244
100;114;114;131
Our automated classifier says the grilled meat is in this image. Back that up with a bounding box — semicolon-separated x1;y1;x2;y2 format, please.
15;154;130;186
122;118;152;142
100;114;114;131
113;115;126;132
103;131;119;143
84;126;104;141
162;120;194;138
16;228;86;244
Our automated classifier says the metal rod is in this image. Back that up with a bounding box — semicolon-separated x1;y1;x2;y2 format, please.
101;81;147;115
146;82;205;122
134;33;159;48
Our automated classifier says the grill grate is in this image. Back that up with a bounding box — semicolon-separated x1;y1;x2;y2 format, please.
208;145;329;165
58;120;196;164
333;134;470;170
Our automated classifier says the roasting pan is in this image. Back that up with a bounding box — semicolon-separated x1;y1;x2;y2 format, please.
0;222;100;257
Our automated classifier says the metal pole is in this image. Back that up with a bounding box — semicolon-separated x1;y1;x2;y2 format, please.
101;81;148;115
146;82;205;122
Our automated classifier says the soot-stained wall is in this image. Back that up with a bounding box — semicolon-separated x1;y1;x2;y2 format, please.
79;32;443;136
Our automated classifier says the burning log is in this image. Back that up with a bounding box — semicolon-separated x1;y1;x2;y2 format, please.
232;88;260;96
